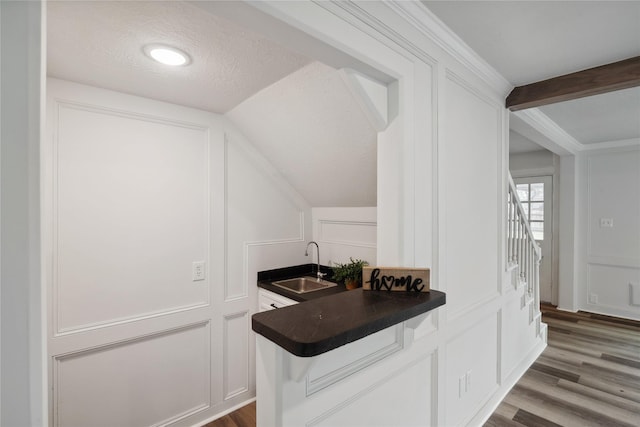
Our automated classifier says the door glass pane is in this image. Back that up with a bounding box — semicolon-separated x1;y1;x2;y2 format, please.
530;221;544;240
530;183;544;201
516;184;528;201
530;202;544;221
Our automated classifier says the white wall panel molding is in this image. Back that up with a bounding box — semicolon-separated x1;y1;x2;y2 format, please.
580;137;640;152
49;97;213;335
311;208;377;266
445;69;502;111
586;264;640;315
223;311;249;400
305;324;404;396
53;321;211;427
318;0;437;66
585;151;640;261
385;0;511;96
317;220;376;248
305;355;435;427
512;109;583;155
587;256;640;269
225;131;308;302
441;71;501;318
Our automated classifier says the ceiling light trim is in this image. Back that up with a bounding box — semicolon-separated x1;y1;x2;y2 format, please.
143;44;192;66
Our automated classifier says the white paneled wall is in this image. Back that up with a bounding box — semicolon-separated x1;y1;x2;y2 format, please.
579;147;640;320
45;79;311;426
244;1;546;426
441;73;501;320
311;207;377;267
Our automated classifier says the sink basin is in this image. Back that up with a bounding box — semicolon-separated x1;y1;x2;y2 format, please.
272;276;337;294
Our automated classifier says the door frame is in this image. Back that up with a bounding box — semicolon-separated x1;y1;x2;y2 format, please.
512;169;559;305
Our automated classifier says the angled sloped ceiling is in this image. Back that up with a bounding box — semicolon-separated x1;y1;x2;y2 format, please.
226;61;378;207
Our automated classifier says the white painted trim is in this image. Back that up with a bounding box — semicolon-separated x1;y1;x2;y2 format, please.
305;324;404;396
386;0;512;97
581;137;640;152
468;338;546;427
513;109;583;155
339;68;388;131
189;397;256;427
223;311;250;400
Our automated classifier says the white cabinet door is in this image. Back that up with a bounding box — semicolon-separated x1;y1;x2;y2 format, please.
258;289;298;312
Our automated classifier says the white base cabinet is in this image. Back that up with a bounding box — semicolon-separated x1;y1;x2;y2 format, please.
258;289;298;312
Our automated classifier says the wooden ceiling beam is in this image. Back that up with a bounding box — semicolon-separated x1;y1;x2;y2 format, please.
506;56;640;111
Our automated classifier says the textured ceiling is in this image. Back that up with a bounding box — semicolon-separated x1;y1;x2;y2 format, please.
47;1;310;113
227;62;377;207
47;1;377;207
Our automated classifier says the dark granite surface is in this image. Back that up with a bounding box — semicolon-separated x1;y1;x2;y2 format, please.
253;282;446;357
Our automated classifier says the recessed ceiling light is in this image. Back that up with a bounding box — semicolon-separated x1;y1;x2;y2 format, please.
144;44;191;66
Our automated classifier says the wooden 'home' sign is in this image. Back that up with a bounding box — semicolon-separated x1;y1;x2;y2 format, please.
362;267;430;293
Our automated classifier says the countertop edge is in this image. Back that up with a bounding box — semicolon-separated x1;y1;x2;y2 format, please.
252;289;446;357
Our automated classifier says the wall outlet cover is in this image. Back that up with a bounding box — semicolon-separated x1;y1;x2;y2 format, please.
589;293;598;304
630;283;640;307
192;261;206;281
599;218;614;228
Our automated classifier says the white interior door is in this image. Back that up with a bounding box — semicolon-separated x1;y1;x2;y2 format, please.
514;176;553;303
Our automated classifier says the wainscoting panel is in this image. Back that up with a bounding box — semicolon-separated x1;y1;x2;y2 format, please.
318;220;376;247
587;263;640;314
52;101;211;334
223;311;250;400
225;135;307;301
54;322;211;427
311;207;377;266
441;72;501;319
445;311;499;426
306;324;403;395
307;355;433;427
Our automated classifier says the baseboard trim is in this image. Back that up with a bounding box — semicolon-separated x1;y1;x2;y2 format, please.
466;338;546;426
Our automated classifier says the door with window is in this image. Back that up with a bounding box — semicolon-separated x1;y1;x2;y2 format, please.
515;176;553;303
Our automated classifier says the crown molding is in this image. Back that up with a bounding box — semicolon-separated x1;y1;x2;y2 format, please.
385;0;512;97
512;109;583;155
580;137;640;153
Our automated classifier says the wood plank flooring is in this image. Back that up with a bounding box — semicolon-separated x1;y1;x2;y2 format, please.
203;306;639;427
485;304;640;427
203;402;256;427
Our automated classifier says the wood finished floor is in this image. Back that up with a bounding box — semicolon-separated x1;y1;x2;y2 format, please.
203;402;255;427
485;304;640;427
203;306;640;427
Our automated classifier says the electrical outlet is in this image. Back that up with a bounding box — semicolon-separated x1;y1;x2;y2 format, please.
600;218;614;228
192;261;206;281
465;370;472;392
630;282;640;307
589;293;598;304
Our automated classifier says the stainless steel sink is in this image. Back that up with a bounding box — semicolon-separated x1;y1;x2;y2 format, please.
272;276;337;294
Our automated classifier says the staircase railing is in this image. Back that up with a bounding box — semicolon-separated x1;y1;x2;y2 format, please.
507;174;542;310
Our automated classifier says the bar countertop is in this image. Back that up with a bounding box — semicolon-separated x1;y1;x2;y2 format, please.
252;287;446;357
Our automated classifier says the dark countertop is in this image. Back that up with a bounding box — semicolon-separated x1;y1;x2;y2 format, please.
257;263;346;302
253;267;446;357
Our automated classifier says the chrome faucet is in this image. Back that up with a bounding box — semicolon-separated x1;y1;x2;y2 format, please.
305;241;325;281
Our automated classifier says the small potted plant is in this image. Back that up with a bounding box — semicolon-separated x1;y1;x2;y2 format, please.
331;258;369;290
